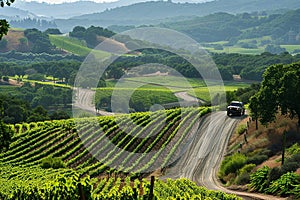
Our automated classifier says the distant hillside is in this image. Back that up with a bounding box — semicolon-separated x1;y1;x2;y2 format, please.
0;29;25;52
161;9;300;44
6;0;300;32
58;0;300;30
12;0;210;19
73;0;300;21
0;6;37;20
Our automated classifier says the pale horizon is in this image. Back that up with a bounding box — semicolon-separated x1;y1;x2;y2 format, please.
23;0;118;4
22;0;212;4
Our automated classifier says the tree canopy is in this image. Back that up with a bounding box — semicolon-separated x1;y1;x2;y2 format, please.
249;62;300;126
0;0;14;40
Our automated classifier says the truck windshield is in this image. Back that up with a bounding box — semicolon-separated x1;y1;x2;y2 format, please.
230;103;242;107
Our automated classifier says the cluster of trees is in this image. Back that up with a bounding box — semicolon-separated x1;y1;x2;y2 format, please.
213;52;300;81
249;62;300;127
0;50;82;62
69;25;115;48
29;60;80;84
100;50;300;82
10;19;58;32
105;49;202;79
0;83;71;124
23;28;56;53
164;9;300;45
0;60;80;85
0;28;65;54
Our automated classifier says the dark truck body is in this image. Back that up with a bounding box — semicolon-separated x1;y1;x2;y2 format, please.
227;101;245;116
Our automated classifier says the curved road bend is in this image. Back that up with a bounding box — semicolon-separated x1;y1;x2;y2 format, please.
162;112;286;200
73;88;114;116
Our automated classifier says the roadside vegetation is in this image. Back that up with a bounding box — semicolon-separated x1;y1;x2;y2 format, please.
219;61;300;199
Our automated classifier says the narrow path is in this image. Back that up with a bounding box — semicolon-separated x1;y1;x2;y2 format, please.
73;88;114;116
174;91;206;104
162;112;286;200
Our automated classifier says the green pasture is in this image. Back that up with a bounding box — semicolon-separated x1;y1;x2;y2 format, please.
205;46;265;55
189;81;252;102
280;45;300;53
108;76;206;90
49;35;91;56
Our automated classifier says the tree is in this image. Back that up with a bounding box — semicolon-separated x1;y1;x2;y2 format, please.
250;62;300;126
0;0;14;40
0;99;14;151
249;94;260;130
249;62;300;167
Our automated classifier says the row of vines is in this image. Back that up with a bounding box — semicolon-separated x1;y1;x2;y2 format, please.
0;107;242;199
0;165;240;200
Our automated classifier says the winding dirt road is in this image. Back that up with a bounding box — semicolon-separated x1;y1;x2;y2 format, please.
162;112;286;200
73;88;114;116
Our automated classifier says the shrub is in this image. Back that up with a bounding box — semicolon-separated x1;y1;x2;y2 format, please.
239;163;256;175
236;124;247;135
41;157;52;169
235;172;251;185
52;157;66;169
287;143;300;155
41;156;65;169
235;164;256;185
267;167;282;184
219;153;247;177
287;152;300;163
246;155;268;165
281;162;300;174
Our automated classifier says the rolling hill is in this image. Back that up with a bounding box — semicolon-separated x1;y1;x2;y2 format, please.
0;107;242;199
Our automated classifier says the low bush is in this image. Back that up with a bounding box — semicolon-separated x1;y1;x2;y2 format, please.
246;154;268;165
235;172;251;185
236;124;247;135
239;163;256;175
219;153;247;177
281;162;300;174
287;143;300;155
41;156;65;169
267;167;282;184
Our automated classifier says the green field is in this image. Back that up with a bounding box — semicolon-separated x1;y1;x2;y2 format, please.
280;45;300;53
105;76;251;103
50;35;111;58
49;35;92;56
203;36;300;55
121;76;206;89
204;46;265;55
95;85;179;112
189;81;252;102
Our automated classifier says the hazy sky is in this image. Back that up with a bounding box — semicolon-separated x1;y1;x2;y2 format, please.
24;0;210;4
24;0;118;3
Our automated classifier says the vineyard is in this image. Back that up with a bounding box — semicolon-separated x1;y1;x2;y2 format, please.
0;107;240;199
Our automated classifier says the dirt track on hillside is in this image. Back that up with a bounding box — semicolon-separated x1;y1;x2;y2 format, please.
161;112;286;200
